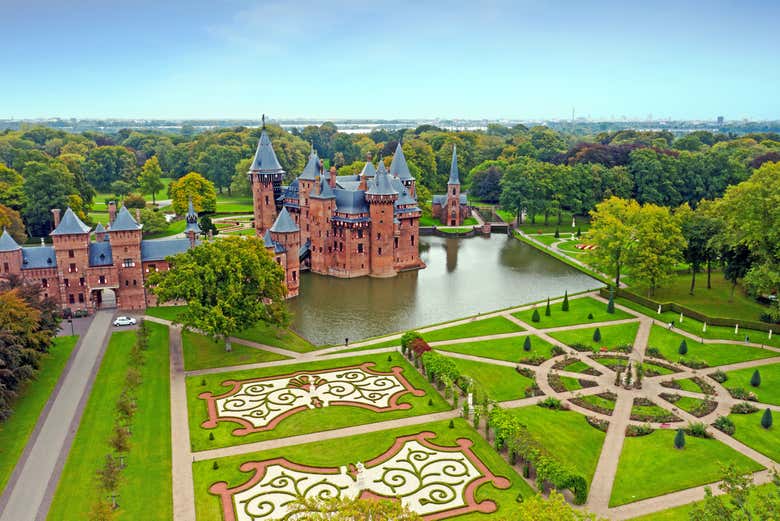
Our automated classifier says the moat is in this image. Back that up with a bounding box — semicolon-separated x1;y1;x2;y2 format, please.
289;234;601;345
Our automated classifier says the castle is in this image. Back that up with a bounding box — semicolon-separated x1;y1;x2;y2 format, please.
0;201;202;312
431;145;470;226
250;128;426;297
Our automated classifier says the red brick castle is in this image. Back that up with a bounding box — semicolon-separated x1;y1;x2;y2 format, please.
251;127;426;297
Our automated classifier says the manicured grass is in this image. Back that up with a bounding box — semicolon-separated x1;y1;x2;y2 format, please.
193;418;532;521
508;406;605;484
224;227;255;236
729;412;779;462
95;178;173;206
557;239;592;254
629;483;776;521
436;335;558;364
723;363;780;405
562;360;594;373
423;316;524;343
447;357;534;401
642;361;676;376
143;218;186;239
49;324;173;520
0;336;78;495
631;401;678;422
186;353;448;451
674;378;706;394
438;226;475;233
647;326;775;367
610;430;763;506
549;322;640;352
560;376;583;391
595;356;629;370
181;330;290;371
215;196;253;213
633;273;772;323
580;393;617;412
145;305;316;352
513;296;632;328
671;396;711;416
616;298;780;348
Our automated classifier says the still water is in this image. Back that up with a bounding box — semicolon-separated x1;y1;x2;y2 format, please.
289;234;601;345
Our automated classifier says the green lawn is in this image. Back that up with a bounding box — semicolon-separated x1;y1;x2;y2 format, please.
577;393;617;413
647;326;775;367
508;406;605;485
49;324;173;520
95;178;173;206
186;353;448;451
643;361;677;376
673;378;707;394
615;298;780;348
610;430;763;507
181;330;290;371
0;336;78;496
448;357;534;401
560;376;584;391
723;363;780;405
729;412;779;463
513;297;632;328
146;305;316;352
562;360;596;374
143;218;186;239
549;322;640;352
419;215;478;227
214;196;253;213
193;418;532;521
423;316;524;343
436;335;558;364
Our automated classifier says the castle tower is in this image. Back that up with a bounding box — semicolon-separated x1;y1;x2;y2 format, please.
297;149;321;246
50;208;91;310
184;198;202;248
308;175;336;275
358;160;376;191
108;206;145;310
366;161;398;277
270;207;301;298
389;141;415;197
248;118;285;237
446;145;462;226
0;228;23;277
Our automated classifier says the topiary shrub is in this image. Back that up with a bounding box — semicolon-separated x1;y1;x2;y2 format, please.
674;428;686;449
713;416;735;435
562;291;569;311
545;298;551;317
523;336;532;352
646;347;663;359
751;370;761;387
212;461;219;470
607;294;615;314
678;340;688;355
576;227;581;238
761;408;773;429
587;313;594;320
449;419;455;429
531;308;540;322
537;397;564;410
592;328;601;342
209;432;215;441
554;227;560;238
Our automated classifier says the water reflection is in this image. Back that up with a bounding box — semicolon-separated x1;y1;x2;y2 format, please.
289;234;600;345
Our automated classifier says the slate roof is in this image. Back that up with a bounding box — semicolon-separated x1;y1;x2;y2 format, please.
249;130;285;173
360;161;377;178
111;206;142;232
93;222;106;234
448;145;460;185
433;194;469;205
21;246;57;269
335;189;369;214
184;198;202;235
311;175;336;199
50;208;90;235
88;241;113;267
140;238;193;261
366;161;398;196
0;229;21;252
270;207;299;233
263;230;287;254
278;179;300;202
395;187;417;207
299;150;321;180
389;142;413;181
336;180;361;191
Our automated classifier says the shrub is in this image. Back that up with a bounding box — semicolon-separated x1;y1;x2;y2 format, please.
448;419;455;429
386;355;392;362
545;298;551;317
679;357;708;369
713;416;735;435
538;397;563;410
576;227;581;238
729;387;757;401
401;331;423;351
685;422;711;438
614;344;633;354
678;340;688;355
410;337;431;357
750;370;761;387
674;429;686;449
570;342;590;352
123;193;146;209
731;402;759;414
646;347;663;359
212;461;219;470
761;408;773;429
550;345;565;357
586;416;609;432
626;424;653;437
592;328;601;342
709;370;728;383
554;227;560;238
607;294;615;314
587;313;594;320
209;432;215;441
531;308;540;322
523;336;532;352
515;366;535;378
562;291;569;311
427;398;433;406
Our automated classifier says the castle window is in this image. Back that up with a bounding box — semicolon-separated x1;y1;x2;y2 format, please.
125;280;129;286
68;294;74;304
123;258;134;268
452;188;456;195
42;278;49;288
378;247;382;256
357;243;363;253
79;277;85;287
357;229;363;239
68;249;74;258
265;195;269;205
147;264;157;273
377;233;381;240
2;262;8;273
99;275;106;285
64;279;70;288
411;235;415;246
292;271;297;281
69;263;77;273
78;293;84;303
394;237;399;249
133;280;137;286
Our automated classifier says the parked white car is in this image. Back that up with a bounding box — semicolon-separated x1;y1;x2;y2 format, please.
113;316;137;327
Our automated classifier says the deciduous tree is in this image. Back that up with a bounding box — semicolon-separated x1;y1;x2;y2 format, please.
138;156;165;204
168;172;217;215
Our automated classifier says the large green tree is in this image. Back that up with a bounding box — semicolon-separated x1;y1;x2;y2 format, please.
586;197;641;288
168;172;217;215
678;203;721;294
148;236;289;351
83;146;138;191
138;156;165;204
21;161;77;236
0;164;25;211
193;144;242;194
631;203;686;296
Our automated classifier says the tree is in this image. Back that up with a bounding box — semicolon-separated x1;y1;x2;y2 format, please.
674;428;686;449
95;454;121;492
193;144;242;194
21;161;77;236
138;208;167;235
469;162;504;203
562;290;569;311
83;145;137;191
679;340;688;355
0;164;25;210
511;491;604;520
123;193;146;209
721;245;752;302
168;172;217;215
678;203;721;294
761;408;772;429
0;204;26;243
531;308;540;322
523;336;532;352
545;297;551;316
229;158;252;197
138;156;165;204
148;236;288;352
198;215;219;237
287;495;422;521
630;203;686;296
750;370;761;387
593;328;601;342
587;197;641;288
88;498;117;521
109;425;130;453
606;292;615;314
689;464;780;520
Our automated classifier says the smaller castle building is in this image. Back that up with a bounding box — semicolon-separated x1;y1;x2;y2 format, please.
432;145;470;226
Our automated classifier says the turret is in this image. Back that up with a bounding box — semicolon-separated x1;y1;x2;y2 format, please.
0;228;23;276
50;207;91;309
366;161;398;277
269;207;300;297
184;198;202;248
309;175;336;275
108;206;144;309
248;116;285;237
389;141;415;197
446;145;462;226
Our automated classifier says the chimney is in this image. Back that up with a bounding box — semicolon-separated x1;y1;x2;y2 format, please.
108;201;117;225
135;208;141;224
51;208;61;228
187;230;196;249
329;166;337;188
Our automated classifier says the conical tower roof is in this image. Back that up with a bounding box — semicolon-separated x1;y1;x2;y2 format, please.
389;142;413;181
448;145;460;185
0;228;21;252
360;161;377;178
249;130;284;174
110;206;142;232
299;149;321;180
270;207;299;233
50;208;90;235
367;160;398;196
184;198;201;235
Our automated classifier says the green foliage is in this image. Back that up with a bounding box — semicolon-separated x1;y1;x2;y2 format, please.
761;408;773;429
679;339;688;355
400;331;423;352
674;428;686;449
448;419;455;429
523;336;532;352
421;351;460;383
545;298;551;316
562;291;569;311
138;208;167;234
750;370;761;387
689;463;780;521
606;294;615;314
123;193;146;209
168;172;217;215
592;328;601;342
138;156;165;203
714;416;736;435
531;308;541;322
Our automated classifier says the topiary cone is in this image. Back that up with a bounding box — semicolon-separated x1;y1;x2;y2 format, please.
678;340;688;355
751;370;761;387
545;298;551;316
761;408;772;429
674;428;685;449
562;290;569;311
523;336;532;352
531;308;541;322
593;327;601;343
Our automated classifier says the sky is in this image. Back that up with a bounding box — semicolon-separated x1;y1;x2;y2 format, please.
2;0;779;120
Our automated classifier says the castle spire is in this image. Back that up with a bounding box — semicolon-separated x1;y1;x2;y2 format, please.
448;144;460;186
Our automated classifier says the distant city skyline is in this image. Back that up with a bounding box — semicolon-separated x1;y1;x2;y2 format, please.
3;0;779;120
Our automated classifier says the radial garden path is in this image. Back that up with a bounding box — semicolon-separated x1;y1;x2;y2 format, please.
161;292;779;521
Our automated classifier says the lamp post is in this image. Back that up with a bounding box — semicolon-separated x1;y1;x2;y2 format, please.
67;318;74;336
